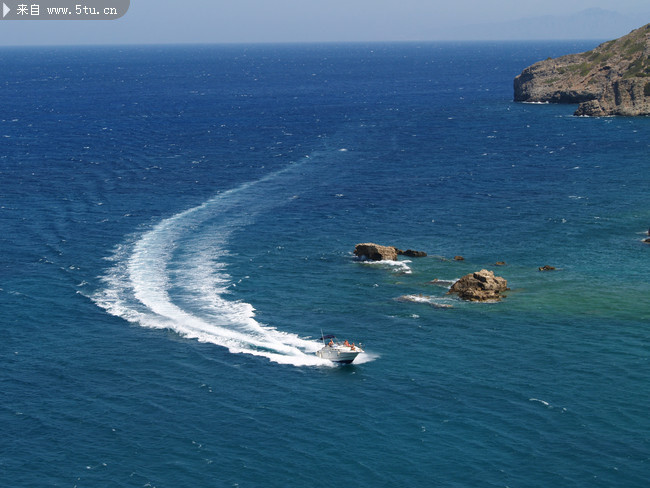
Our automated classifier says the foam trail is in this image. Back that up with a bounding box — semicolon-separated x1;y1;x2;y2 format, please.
93;165;336;367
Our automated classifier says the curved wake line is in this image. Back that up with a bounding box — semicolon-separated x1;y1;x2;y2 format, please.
92;163;337;367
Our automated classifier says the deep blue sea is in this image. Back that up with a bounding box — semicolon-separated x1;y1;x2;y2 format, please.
1;41;649;487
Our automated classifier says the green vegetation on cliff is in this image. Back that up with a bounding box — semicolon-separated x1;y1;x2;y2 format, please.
514;23;650;116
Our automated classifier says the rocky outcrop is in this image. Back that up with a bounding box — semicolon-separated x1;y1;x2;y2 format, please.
354;243;398;261
538;265;556;271
354;243;427;261
447;269;508;302
397;249;428;258
514;23;650;116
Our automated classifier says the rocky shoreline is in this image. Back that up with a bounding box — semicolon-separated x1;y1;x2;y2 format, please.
514;23;650;116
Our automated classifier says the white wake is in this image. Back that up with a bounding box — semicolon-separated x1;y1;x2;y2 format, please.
93;169;337;367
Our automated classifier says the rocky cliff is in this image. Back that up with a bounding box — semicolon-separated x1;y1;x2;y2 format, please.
514;23;650;116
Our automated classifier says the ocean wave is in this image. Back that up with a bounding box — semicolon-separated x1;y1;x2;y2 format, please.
529;398;567;412
92;166;339;367
427;278;457;288
396;294;454;308
353;351;379;364
358;258;412;274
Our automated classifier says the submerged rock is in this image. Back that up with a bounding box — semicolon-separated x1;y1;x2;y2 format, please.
514;23;650;116
538;265;556;271
354;243;398;261
397;249;428;258
447;269;508;302
428;278;456;287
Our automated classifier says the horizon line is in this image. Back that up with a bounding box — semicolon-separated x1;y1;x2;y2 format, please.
0;37;610;50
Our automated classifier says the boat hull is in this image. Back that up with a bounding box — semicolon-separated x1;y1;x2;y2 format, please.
316;346;361;364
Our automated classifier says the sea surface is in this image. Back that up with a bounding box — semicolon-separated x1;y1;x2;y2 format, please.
1;41;649;487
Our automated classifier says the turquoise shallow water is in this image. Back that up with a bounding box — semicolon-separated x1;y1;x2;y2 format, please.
1;42;649;487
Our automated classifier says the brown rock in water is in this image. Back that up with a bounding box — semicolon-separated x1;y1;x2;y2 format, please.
398;249;428;258
447;269;508;302
495;261;507;266
453;255;465;261
538;265;556;271
354;243;398;261
514;24;650;116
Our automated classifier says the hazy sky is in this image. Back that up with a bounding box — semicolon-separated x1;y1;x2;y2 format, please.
0;0;649;45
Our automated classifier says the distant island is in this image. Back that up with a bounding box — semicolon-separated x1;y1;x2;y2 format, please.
514;23;650;116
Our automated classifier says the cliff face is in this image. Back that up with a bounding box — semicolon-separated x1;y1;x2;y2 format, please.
514;23;650;116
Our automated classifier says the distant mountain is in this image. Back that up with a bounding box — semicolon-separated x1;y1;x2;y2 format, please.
449;8;647;40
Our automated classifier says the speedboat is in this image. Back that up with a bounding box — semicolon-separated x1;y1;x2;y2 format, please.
316;334;363;364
